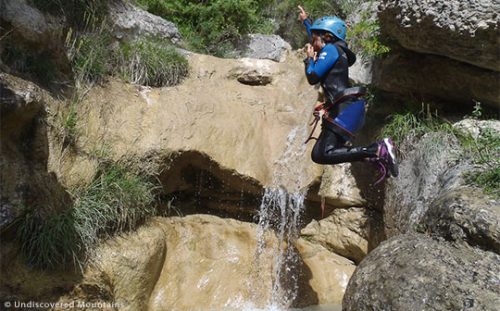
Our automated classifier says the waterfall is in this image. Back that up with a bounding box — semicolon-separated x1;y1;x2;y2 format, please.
254;126;311;309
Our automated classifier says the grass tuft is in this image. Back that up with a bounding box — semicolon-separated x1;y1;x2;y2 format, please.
381;108;499;198
115;37;189;87
18;162;160;269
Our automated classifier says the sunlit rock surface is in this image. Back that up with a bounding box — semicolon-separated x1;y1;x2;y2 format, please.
343;233;500;311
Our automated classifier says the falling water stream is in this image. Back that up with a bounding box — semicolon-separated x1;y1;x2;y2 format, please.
252;126;312;310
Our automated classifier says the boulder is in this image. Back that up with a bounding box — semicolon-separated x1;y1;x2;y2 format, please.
378;0;500;71
344;233;500;311
108;0;181;43
234;34;292;62
301;207;383;263
227;58;279;86
295;239;355;305
383;120;500;253
0;0;71;81
0;0;65;51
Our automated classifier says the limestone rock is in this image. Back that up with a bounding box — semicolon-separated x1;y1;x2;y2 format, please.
227;58;279;86
383;120;500;254
301;207;383;263
378;0;500;71
74;52;323;212
422;188;500;254
87;223;167;311
295;239;356;305
318;164;366;208
234;34;292;62
0;0;65;50
0;0;70;80
44;215;356;310
343;233;500;310
108;0;181;43
372;50;500;108
454;119;500;140
0;73;70;232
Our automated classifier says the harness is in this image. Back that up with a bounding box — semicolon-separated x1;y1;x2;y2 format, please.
304;86;367;144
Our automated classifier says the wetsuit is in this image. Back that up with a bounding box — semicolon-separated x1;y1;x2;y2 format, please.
303;19;378;165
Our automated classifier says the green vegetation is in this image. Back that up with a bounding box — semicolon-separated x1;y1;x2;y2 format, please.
116;37;189;87
18;163;160;269
135;0;274;55
348;10;390;57
381;108;500;198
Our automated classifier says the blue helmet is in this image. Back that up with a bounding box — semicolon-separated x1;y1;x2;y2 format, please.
310;16;347;41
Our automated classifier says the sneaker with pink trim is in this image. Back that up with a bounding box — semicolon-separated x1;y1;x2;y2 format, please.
377;138;399;178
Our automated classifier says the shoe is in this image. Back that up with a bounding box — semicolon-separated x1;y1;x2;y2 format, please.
378;138;399;178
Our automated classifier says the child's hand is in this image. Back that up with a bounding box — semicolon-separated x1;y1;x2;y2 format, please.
305;43;315;59
298;5;308;22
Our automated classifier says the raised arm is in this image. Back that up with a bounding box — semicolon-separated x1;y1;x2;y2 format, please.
298;5;312;39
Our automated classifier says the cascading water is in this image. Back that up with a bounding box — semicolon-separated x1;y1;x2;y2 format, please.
253;125;312;309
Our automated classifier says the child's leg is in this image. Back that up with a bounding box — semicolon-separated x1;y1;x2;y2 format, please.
311;126;378;165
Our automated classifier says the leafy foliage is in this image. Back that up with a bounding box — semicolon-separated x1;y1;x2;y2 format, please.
135;0;274;55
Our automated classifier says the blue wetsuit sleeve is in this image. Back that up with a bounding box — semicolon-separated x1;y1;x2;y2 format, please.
303;19;313;40
305;44;339;85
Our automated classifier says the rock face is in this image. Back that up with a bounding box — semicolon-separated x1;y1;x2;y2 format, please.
318;164;366;208
108;0;181;43
343;233;500;311
64;52;364;216
0;0;64;52
0;0;71;81
301;207;384;264
378;0;500;71
343;120;500;310
383;122;500;254
349;0;500;107
372;50;500;108
295;239;355;305
234;34;292;62
0;74;70;232
2;215;356;309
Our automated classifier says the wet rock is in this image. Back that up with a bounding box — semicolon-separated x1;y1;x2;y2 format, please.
301;207;384;264
343;233;500;311
73;52;323;213
49;215;354;309
233;34;292;62
379;0;500;71
108;0;181;43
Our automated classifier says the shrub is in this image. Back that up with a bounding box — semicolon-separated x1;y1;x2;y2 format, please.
18;163;160;269
348;10;390;57
135;0;274;55
115;37;189;87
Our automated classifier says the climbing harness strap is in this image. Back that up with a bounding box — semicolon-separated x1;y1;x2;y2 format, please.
304;86;367;144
